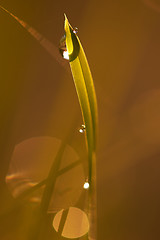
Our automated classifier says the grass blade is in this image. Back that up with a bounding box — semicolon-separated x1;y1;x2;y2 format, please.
64;15;98;240
64;15;98;180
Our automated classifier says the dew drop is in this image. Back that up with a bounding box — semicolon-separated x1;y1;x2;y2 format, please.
63;50;69;60
73;27;78;34
83;181;89;189
79;124;86;133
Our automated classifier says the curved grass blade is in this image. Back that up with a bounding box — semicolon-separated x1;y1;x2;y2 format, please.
64;15;98;180
64;15;98;240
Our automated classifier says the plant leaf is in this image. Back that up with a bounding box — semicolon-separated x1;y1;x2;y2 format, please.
64;15;98;240
64;15;98;180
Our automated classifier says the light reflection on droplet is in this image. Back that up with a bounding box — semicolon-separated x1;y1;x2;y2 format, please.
83;181;89;189
79;124;86;133
63;50;69;60
73;27;78;34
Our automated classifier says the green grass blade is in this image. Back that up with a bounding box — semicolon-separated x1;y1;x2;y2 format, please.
64;15;98;240
78;47;98;151
64;15;98;175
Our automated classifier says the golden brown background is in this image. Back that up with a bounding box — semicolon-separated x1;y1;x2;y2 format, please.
0;0;160;239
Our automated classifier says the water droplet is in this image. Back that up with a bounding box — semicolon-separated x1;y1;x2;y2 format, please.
83;181;89;189
59;34;69;60
73;27;78;34
79;124;86;133
63;50;69;60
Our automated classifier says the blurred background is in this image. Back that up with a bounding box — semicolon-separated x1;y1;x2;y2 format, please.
0;0;160;239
